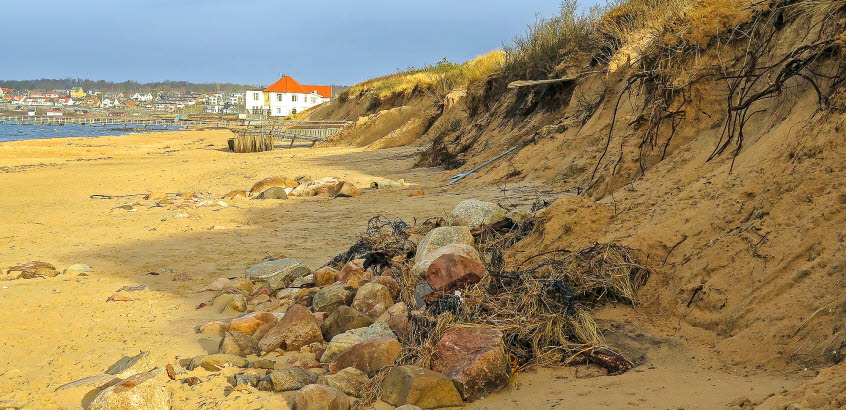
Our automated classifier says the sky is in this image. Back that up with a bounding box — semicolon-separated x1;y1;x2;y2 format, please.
0;0;600;87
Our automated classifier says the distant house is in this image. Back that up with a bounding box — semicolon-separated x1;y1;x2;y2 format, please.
27;91;63;98
131;92;153;102
82;96;100;107
55;97;75;106
70;87;86;99
245;75;331;117
108;111;127;117
123;101;137;108
46;109;65;116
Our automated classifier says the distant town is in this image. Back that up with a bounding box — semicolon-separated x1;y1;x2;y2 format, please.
0;76;346;118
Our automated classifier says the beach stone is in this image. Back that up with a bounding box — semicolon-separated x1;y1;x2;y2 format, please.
222;190;247;200
337;182;362;197
291;274;316;288
249;358;276;369
227;312;278;335
234;373;260;387
259;304;323;353
105;351;155;378
450;199;507;229
144;192;168;200
249;177;299;195
395;406;423;410
295;384;350;410
413;283;434;310
370;275;400;298
188;354;249;371
268;367;319;391
197;321;226;337
413;227;474;275
337;259;371;286
88;370;169;410
314;266;339;286
414;243;482;278
255;186;288;200
317;367;369;398
376;303;410;337
321;306;374;341
290;177;344;197
8;261;58;279
329;337;402;376
425;251;486;292
227;278;254;293
245;258;312;290
352;283;394;318
219;331;259;356
322;333;364;364
312;284;353;314
211;293;247;314
200;277;230;292
380;365;463;409
64;263;94;275
431;326;510;401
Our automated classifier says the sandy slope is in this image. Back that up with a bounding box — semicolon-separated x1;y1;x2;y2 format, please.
0;130;805;408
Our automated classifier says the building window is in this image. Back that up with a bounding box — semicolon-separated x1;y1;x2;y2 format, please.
277;94;283;102
277;108;281;114
252;93;259;101
292;95;298;102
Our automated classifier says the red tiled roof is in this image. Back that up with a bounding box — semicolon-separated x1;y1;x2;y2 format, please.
264;76;331;98
1;88;13;93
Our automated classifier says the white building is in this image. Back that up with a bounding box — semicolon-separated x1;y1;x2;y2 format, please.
131;92;154;102
245;76;331;117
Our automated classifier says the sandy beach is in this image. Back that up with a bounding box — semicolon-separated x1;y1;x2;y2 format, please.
0;130;803;408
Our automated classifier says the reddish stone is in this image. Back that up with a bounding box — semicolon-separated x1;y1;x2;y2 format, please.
337;259;371;286
370;276;400;298
259;304;323;353
227;312;278;336
424;252;486;292
431;326;510;401
329;337;401;376
314;266;339;286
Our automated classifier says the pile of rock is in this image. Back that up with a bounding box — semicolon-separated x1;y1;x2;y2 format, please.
223;176;363;201
2;262;93;280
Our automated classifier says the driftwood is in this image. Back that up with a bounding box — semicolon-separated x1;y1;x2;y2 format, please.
444;145;518;186
507;70;605;89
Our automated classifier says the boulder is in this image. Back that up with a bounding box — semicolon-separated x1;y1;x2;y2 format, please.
211;293;247;314
188;354;249;371
268;367;319;391
88;370;169;410
105;351;156;378
450;199;507;229
370;276;400;298
219;331;259;356
321;306;374;341
254;186;288;200
321;332;363;364
413;227;474;275
295;384;350;410
336;183;362;198
222;190;248;200
336;259;371;286
413;283;434;310
317;367;369;398
351;282;394;318
64;263;94;275
380;366;463;409
290;274;315;288
197;321;226;337
425;250;486;292
314;266;339;286
329;337;402;376
259;304;323;353
249;177;299;195
431;326;510;401
376;302;410;337
234;373;260;387
227;312;278;336
245;258;312;290
414;243;483;280
312;284;353;314
289;177;345;197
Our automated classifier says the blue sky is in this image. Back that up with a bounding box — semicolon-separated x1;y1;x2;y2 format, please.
0;0;599;86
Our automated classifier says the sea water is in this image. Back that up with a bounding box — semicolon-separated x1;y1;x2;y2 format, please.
0;123;180;143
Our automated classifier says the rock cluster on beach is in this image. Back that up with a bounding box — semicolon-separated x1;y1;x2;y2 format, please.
50;199;529;409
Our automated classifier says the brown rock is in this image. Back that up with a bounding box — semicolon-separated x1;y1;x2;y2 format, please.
219;331;259;356
351;282;394;319
380;365;463;409
314;266;339;286
312;284;353;314
249;177;299;196
370;275;400;298
227;312;278;336
7;261;58;279
259;304;323;353
268;367;319;391
317;367;369;398
188;354;249;371
431;326;510;400
376;302;410;337
424;251;486;292
337;259;369;284
329;337;401;376
321;306;374;341
408;189;425;197
336;182;362;197
88;370;169;410
222;190;248;199
295;384;350;410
